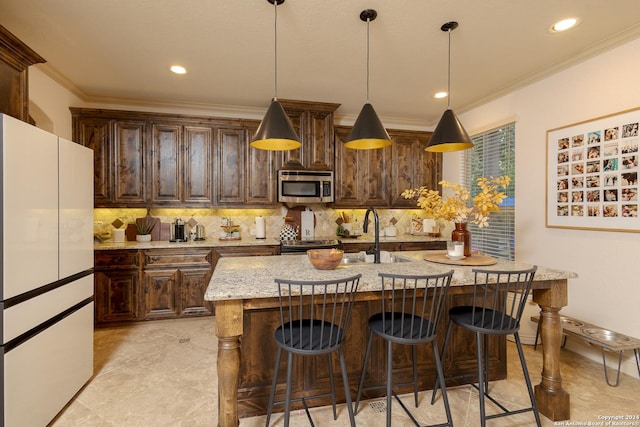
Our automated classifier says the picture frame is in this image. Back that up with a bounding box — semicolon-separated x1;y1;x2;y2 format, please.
546;107;639;232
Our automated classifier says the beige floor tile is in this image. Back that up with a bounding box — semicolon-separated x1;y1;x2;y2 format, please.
50;317;640;427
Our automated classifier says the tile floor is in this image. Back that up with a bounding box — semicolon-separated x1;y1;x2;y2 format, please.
50;317;640;426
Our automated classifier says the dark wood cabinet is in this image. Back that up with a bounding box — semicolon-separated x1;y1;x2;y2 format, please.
216;125;247;205
279;99;340;171
183;126;214;204
0;25;45;122
113;120;147;206
389;129;441;207
71;108;280;208
334;126;391;207
341;240;446;254
334;126;440;208
150;123;214;206
142;248;214;320
94;250;141;325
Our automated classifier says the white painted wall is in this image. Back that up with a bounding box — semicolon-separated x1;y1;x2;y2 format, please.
446;36;640;375
28;66;83;140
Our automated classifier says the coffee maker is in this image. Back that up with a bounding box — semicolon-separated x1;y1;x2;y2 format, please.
170;218;187;242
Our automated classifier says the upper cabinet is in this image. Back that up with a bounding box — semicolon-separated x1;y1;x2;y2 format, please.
388;129;442;207
333;126;440;208
71;104;441;209
278;99;340;171
0;25;46;122
71;108;277;208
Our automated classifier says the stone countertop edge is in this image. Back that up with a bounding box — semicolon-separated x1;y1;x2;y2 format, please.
204;250;579;302
93;235;446;250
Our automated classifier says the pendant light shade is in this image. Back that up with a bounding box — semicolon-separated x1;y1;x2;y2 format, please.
345;9;392;150
345;102;392;149
251;0;301;151
426;21;473;153
251;98;300;150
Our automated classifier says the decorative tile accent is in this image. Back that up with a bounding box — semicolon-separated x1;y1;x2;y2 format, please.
389;217;397;225
187;218;198;228
111;218;124;229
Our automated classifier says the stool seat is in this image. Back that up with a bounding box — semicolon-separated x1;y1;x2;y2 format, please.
449;306;520;335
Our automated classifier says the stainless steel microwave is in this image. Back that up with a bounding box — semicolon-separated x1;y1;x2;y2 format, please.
277;170;334;204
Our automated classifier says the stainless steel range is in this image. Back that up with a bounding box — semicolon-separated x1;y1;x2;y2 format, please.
280;239;341;254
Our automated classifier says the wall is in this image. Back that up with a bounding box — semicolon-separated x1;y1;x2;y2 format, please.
449;37;640;375
28;66;83;139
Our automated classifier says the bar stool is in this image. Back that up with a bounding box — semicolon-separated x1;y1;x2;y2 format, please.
431;266;540;427
354;271;454;427
265;274;362;427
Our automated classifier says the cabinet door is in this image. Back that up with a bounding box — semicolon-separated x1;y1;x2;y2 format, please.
334;127;362;207
94;269;139;324
306;110;334;170
143;268;179;319
178;267;214;316
246;122;278;205
390;130;441;207
74;117;111;205
216;126;246;205
113;120;146;205
278;100;339;170
184;126;213;204
334;126;390;207
150;123;182;205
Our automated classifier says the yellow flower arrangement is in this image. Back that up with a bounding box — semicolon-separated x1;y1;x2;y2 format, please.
401;175;511;228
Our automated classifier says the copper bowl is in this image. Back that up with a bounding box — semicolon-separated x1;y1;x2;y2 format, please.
307;249;344;270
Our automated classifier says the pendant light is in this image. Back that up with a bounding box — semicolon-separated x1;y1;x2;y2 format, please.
344;9;392;150
425;21;474;152
251;0;301;151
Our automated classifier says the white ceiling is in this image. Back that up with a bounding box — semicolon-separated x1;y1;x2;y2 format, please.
3;0;640;128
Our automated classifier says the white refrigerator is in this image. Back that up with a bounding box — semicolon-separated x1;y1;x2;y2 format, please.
0;114;94;427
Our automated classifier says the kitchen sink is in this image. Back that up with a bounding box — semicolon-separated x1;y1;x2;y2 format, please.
341;254;413;264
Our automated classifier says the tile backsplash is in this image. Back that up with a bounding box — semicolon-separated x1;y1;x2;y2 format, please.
94;205;451;242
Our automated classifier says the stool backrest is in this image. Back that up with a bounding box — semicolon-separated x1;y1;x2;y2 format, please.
470;266;538;333
378;271;454;340
274;274;361;351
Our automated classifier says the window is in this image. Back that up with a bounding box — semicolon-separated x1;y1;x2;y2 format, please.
462;122;516;260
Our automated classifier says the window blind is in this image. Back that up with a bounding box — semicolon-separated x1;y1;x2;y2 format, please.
462;123;516;260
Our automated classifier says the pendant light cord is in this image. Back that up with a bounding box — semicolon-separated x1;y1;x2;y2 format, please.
273;0;278;100
366;17;371;103
446;27;451;109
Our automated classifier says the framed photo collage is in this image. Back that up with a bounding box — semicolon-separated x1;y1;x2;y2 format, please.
547;107;639;231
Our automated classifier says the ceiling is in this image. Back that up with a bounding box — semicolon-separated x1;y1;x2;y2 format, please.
3;0;640;128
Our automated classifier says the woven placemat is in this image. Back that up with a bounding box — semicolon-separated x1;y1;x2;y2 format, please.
423;251;498;266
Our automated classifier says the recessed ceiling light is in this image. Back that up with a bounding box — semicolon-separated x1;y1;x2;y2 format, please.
170;65;187;74
434;91;448;99
551;18;578;32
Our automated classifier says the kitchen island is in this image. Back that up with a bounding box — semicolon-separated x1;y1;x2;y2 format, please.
205;251;577;426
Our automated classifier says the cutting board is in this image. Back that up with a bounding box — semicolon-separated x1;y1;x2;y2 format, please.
423;251;498;266
125;215;161;241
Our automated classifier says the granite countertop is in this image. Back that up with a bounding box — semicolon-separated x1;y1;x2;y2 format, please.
205;250;578;302
93;234;446;250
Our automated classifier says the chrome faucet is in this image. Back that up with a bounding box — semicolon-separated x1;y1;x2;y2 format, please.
363;207;380;263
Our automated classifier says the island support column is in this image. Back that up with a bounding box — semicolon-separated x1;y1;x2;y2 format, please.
532;280;570;421
215;299;244;427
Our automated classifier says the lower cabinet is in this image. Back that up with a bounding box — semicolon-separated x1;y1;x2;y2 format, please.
94;250;141;325
142;248;214;320
94;245;280;326
342;240;446;253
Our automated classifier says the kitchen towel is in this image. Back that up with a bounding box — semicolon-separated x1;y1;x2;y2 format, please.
300;209;315;241
255;216;265;239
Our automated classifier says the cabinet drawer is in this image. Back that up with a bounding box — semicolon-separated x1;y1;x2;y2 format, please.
94;250;139;269
143;248;212;268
